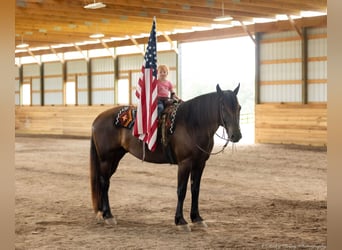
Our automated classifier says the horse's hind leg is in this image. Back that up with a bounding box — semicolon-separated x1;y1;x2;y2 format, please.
92;146;126;225
175;162;191;229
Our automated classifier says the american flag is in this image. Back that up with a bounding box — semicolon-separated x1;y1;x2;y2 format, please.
133;17;158;151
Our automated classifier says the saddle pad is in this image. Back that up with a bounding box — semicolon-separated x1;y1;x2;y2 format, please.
114;106;136;129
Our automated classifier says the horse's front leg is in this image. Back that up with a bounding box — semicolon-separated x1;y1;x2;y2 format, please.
175;163;191;227
190;163;206;225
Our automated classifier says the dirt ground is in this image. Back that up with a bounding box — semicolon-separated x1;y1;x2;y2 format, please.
15;136;327;249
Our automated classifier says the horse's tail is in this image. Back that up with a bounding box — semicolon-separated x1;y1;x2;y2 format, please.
90;132;101;213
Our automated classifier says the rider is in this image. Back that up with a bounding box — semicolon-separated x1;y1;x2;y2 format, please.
156;64;180;117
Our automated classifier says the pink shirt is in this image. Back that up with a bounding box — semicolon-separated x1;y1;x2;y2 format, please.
157;80;173;98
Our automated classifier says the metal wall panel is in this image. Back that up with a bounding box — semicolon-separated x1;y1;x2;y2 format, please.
67;60;87;74
23;64;40;77
119;54;143;71
67;60;88;105
22;64;41;105
259;31;302;103
91;57;114;72
307;27;327;103
260;40;301;60
77;75;88;105
31;78;41;105
260;63;302;81
308;61;327;80
44;62;62;75
260;84;302;103
44;93;63;105
308;84;327;102
91;57;115;105
92;91;114;104
91;74;114;105
43;62;63;105
44;77;63;105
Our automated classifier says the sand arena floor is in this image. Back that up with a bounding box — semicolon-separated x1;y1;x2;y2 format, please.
15;136;326;249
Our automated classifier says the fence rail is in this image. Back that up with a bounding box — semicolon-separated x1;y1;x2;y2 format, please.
240;113;255;124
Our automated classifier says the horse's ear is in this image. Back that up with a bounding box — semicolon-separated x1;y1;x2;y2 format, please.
216;84;223;97
233;83;240;95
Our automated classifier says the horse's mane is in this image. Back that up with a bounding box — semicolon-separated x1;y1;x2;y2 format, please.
177;92;219;129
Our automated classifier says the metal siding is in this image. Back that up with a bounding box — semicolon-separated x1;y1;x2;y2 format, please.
119;55;143;71
44;93;63;105
307;27;327;103
91;57;114;72
44;77;63;90
259;31;302;103
31;78;41;105
260;84;302;103
31;93;41;105
308;38;327;57
308;61;327;80
90;57;115;105
23;64;40;77
77;92;88;105
92;74;114;89
308;84;327;102
31;78;40;91
44;77;63;105
260;40;301;60
260;63;302;81
77;75;88;105
44;62;62;75
91;76;114;105
158;52;177;68
307;27;327;35
67;60;87;74
92;91;114;104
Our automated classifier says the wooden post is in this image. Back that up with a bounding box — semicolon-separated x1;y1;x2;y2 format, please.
87;59;92;106
301;27;308;104
40;63;44;106
19;64;23;105
254;32;261;105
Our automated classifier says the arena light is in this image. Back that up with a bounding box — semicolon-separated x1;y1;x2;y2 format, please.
213;0;233;22
16;35;29;48
84;1;106;9
89;33;105;39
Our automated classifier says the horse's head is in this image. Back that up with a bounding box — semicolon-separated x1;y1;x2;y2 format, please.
216;84;242;143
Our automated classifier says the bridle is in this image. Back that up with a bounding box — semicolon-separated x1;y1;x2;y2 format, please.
196;99;237;155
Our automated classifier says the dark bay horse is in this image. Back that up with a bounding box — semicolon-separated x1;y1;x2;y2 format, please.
90;84;242;230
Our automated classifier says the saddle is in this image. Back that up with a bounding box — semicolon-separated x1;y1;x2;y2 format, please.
114;102;180;147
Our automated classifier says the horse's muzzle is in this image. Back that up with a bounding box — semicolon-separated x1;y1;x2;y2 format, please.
229;131;242;143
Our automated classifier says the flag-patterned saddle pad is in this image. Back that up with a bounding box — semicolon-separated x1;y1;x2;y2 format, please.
114;106;136;129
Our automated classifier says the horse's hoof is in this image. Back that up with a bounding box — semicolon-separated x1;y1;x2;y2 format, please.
104;217;117;226
192;220;208;230
96;211;104;223
177;224;191;232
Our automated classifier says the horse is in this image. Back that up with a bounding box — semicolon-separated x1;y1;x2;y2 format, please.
90;84;242;230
